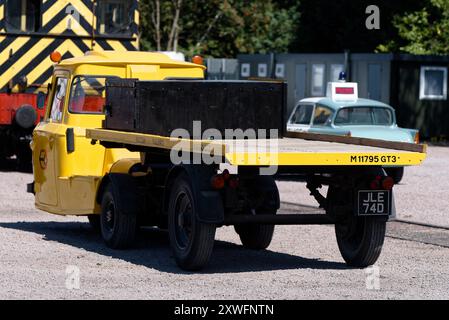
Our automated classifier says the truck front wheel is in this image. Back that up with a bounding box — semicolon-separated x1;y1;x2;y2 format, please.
335;215;386;268
100;184;137;249
168;174;216;271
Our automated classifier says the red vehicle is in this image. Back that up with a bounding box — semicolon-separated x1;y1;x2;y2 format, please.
0;0;140;167
0;90;46;165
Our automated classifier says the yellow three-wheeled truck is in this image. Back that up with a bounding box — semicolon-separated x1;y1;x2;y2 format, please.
28;51;426;270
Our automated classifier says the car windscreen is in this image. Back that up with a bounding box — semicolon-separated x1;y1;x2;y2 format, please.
334;107;393;125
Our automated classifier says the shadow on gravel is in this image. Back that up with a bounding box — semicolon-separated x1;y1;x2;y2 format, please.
0;221;347;273
0;159;32;173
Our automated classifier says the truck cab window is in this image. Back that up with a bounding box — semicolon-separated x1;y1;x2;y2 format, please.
69;77;107;114
96;0;132;35
49;78;68;122
5;0;41;32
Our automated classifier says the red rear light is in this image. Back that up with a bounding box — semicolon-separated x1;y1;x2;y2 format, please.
370;180;380;190
370;175;382;189
228;177;240;189
382;176;394;190
211;175;225;190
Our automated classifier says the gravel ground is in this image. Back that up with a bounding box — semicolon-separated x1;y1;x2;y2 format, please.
0;146;448;300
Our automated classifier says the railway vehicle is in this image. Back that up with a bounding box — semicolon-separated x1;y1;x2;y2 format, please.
0;0;139;165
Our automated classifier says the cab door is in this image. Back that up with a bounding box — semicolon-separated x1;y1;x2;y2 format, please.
32;71;70;209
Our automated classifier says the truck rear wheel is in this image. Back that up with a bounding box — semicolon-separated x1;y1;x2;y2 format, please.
168;174;216;271
234;210;275;250
100;184;137;249
335;215;386;268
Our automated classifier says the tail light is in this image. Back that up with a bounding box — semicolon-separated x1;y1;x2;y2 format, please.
211;174;225;190
369;175;394;190
382;176;394;190
414;132;420;144
370;176;381;190
228;177;240;189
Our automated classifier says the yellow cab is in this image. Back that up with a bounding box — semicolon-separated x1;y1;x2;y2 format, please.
31;50;205;217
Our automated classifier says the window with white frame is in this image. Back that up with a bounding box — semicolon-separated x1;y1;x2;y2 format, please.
330;64;344;82
420;66;447;100
258;63;267;77
275;63;285;78
311;64;325;96
241;63;250;77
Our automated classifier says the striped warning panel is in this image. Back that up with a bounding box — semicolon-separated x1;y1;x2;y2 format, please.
0;0;139;92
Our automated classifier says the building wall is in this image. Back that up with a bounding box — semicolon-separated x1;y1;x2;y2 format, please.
393;60;449;138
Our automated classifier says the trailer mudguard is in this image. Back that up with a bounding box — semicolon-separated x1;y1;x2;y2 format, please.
96;173;141;216
165;165;224;224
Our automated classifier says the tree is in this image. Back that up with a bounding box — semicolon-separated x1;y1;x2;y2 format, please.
139;0;300;57
377;0;449;54
291;0;423;53
140;0;183;51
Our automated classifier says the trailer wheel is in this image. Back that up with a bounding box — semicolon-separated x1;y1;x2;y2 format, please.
100;184;137;249
234;210;275;250
335;215;386;268
168;174;216;271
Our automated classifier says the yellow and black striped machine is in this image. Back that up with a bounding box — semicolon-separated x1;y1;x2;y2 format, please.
0;0;139;164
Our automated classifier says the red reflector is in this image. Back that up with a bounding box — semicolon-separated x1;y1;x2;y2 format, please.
370;180;380;190
382;177;394;190
335;87;354;94
228;177;239;189
211;175;225;190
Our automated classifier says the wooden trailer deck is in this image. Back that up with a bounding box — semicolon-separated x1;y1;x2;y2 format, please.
86;129;427;167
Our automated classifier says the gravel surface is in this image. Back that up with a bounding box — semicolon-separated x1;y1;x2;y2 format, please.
0;146;448;300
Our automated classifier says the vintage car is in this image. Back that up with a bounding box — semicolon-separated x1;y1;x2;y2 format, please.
287;82;419;183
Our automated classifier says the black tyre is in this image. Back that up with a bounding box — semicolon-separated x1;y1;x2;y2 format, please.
168;174;216;271
335;215;386;268
100;184;137;249
385;167;404;184
234;210;275;250
87;215;101;232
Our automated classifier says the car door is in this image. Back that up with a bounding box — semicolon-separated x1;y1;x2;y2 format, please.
286;103;314;132
32;71;70;208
